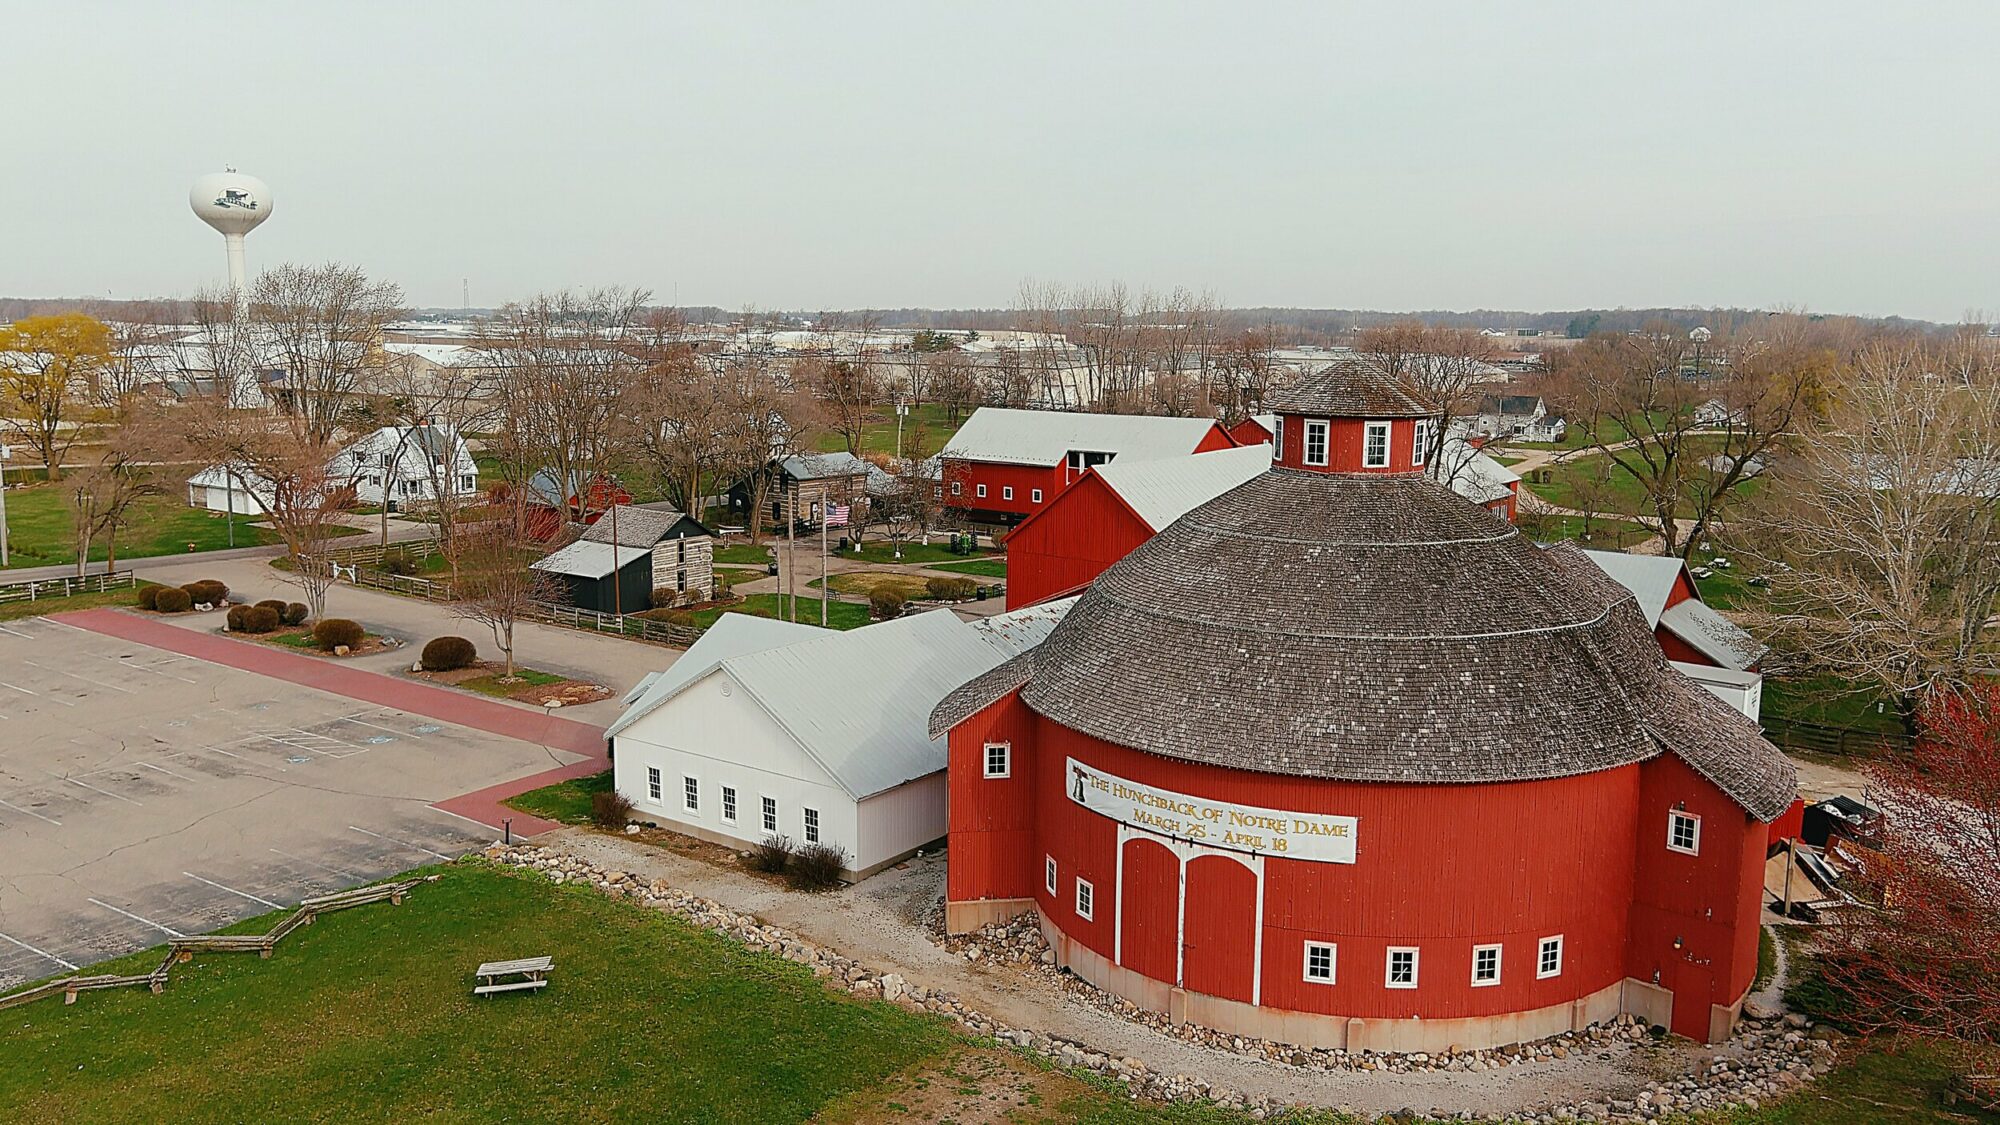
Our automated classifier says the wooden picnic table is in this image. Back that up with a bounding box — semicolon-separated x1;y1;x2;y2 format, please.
474;956;553;997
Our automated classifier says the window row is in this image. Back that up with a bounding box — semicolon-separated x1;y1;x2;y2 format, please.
645;767;819;843
1295;418;1401;469
1300;936;1565;988
957;483;1044;504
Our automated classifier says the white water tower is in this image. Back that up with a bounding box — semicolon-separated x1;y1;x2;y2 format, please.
189;169;273;297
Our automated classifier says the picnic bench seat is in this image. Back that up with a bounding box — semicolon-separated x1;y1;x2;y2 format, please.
474;955;553;996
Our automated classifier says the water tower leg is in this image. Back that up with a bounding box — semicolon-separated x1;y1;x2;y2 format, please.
225;233;248;297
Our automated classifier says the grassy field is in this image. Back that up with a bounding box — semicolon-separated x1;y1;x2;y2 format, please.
847;539;995;566
458;668;567;697
0;580;154;622
809;402;961;461
809;571;933;600
0;484;276;570
715;542;777;566
1762;675;1905;735
504;769;614;825
1520;514;1655;551
1524;441;1760;521
928;557;1007;578
690;593;872;631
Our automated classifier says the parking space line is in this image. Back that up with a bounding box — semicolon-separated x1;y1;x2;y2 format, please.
335;715;413;737
425;804;504;836
0;624;33;638
139;761;200;783
0;798;59;826
93;653;199;684
24;660;135;694
267;847;359;881
348;825;454;861
62;776;142;806
205;745;286;772
87;899;185;938
0;931;78;971
183;872;284;910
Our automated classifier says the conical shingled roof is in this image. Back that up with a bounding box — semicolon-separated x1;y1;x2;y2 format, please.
1263;356;1435;418
936;468;1795;820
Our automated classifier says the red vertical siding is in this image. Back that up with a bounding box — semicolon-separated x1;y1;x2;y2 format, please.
1656;628;1717;668
1269;415;1430;475
1119;837;1179;984
1183;855;1258;1002
1227;417;1274;445
1193;423;1238;453
943;460;1065;518
946;693;1041;906
1002;474;1155;609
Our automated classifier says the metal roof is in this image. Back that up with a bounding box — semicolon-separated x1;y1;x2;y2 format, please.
530;540;636;580
1090;445;1273;531
606;614;820;737
942;407;1225;468
1661;599;1768;671
1580;550;1687;627
967;597;1078;656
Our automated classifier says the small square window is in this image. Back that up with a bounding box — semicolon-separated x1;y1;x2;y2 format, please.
646;767;661;802
1538;935;1564;979
1667;810;1701;855
803;807;820;844
951;481;962;496
976;483;988;499
721;785;738;823
1363;421;1391;468
761;795;778;834
983;742;1011;778
1471;943;1502;986
1002;486;1014;501
683;776;699;812
1304;419;1329;466
1075;877;1094;920
1303;941;1336;984
1386;946;1418;989
1044;855;1057;895
1031;488;1043;503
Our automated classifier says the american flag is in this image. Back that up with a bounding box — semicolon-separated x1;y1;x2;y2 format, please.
825;503;850;528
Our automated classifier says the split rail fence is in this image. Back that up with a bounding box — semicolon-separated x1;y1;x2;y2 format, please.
0;570;137;606
0;878;429;1013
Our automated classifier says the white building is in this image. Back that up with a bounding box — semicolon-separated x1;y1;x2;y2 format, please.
187;424;478;516
607;602;1069;880
185;462;276;515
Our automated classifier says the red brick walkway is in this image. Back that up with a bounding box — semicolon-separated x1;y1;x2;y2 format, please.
58;608;609;834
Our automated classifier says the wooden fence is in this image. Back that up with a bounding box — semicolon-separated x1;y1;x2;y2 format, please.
0;877;430;1013
1760;718;1913;758
532;601;701;647
0;570;137;605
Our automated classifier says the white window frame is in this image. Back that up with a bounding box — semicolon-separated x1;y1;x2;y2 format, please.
1002;485;1013;501
975;483;987;499
951;481;962;496
720;785;738;824
1302;940;1337;984
761;795;778;834
646;767;662;802
682;776;699;813
803;807;820;844
1075;877;1094;921
1273;420;1283;460
1471;943;1502;987
1030;488;1043;503
1303;419;1330;466
1538;935;1565;979
1044;855;1058;895
1411;419;1429;467
1385;946;1419;989
1363;421;1392;468
1667;810;1701;855
983;742;1011;778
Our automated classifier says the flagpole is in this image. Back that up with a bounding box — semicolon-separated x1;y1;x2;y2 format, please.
820;502;829;626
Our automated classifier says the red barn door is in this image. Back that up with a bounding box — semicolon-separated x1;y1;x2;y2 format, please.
1181;854;1258;1003
1118;837;1178;984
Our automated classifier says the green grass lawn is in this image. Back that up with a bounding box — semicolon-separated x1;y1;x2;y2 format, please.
0;862;960;1123
0;580;154;622
0;483;277;569
715;542;777;566
457;668;567;697
1763;675;1905;735
1725;1037;2000;1124
808;571;933;600
1520;514;1655;551
715;565;767;586
927;557;1007;578
810;402;961;461
846;539;995;566
1524;441;1761;521
690;593;871;631
504;770;614;825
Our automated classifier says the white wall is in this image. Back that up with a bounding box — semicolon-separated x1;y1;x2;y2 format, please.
612;669;862;866
856;771;950;870
190;479;270;516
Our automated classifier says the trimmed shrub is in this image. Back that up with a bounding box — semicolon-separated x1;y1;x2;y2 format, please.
786;842;848;891
242;605;281;634
869;589;907;620
136;584;160;610
281;602;309;626
152;587;192;613
183;579;228;605
378;550;419;577
588;790;634;829
714;570;735;597
749;835;794;874
225;605;251;631
420;635;478;671
312;618;365;651
925;576;979;601
650;586;683;610
256;599;287;614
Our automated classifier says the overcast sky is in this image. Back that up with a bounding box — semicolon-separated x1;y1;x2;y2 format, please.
11;2;1998;321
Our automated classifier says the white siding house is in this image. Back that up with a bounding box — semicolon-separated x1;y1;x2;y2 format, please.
607;603;1069;880
331;425;479;510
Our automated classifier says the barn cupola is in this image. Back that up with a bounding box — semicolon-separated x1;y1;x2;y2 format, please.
1262;358;1442;475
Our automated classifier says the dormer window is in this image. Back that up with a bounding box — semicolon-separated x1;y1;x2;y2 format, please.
1303;420;1329;467
1363;422;1391;468
1067;450;1114;472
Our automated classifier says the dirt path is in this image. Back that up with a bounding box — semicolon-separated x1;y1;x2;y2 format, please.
545;829;1723;1119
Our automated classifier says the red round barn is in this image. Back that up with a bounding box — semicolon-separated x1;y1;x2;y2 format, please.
931;362;1795;1051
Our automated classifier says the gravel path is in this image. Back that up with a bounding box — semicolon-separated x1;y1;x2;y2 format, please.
546;829;1723;1119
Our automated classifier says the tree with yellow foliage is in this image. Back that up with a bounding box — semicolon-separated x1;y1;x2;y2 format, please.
0;311;113;481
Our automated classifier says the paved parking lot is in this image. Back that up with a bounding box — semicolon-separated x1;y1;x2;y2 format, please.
0;616;585;989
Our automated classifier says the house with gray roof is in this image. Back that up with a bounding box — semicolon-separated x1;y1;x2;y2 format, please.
531;502;717;613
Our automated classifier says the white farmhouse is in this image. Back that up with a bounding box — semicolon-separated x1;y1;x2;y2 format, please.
607;602;1069;880
185;424;478;516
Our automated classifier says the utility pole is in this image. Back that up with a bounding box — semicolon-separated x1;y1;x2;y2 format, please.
820;505;829;626
787;488;797;622
0;444;10;566
610;495;622;617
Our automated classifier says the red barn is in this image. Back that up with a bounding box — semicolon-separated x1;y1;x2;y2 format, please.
931;363;1795;1053
939;407;1236;525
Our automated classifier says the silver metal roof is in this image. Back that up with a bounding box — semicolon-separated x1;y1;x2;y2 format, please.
942;407;1225;468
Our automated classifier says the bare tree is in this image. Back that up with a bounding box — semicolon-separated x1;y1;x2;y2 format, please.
879;456;943;559
1738;332;2000;735
448;523;562;679
620;311;724;515
64;400;181;577
717;352;818;545
806;315;884;456
1357;321;1497;465
366;348;499;552
251;263;404;442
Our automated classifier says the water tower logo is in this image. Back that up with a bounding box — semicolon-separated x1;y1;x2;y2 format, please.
190;168;273;296
209;187;260;211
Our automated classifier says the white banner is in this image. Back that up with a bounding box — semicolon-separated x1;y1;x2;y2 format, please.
1066;758;1357;864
